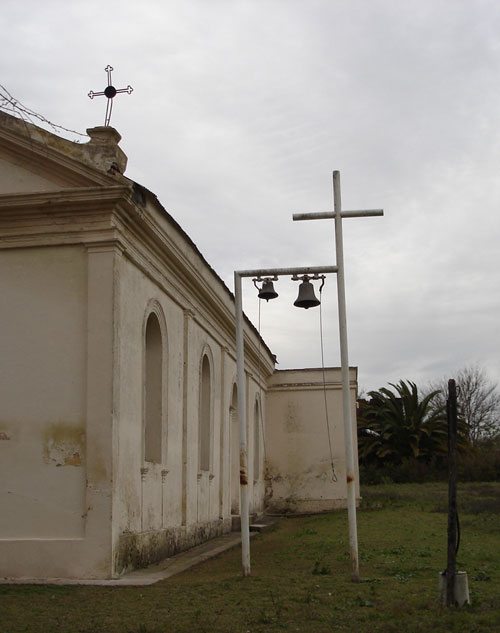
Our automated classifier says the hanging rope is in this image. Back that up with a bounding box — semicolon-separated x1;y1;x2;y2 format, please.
256;295;267;462
319;280;337;482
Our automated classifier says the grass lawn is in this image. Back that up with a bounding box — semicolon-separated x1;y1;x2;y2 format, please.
1;482;499;632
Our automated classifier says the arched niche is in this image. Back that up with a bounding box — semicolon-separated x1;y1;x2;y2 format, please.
199;348;213;472
143;303;167;464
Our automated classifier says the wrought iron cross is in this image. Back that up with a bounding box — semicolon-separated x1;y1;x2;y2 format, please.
88;65;133;126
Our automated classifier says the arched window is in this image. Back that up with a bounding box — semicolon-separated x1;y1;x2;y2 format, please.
230;383;239;514
144;311;163;463
253;398;261;481
199;353;212;471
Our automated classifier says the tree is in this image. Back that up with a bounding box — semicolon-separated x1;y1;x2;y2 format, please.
358;380;449;465
430;366;500;445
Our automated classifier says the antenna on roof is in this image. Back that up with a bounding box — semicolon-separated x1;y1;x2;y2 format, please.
88;65;133;126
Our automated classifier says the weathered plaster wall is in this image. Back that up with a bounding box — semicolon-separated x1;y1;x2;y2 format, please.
184;324;221;526
0;158;60;193
111;249;268;574
0;242;126;579
113;256;185;540
265;368;359;514
247;379;266;516
0;112;356;581
0;245;87;539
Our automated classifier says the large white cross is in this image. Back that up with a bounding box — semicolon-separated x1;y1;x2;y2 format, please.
234;171;383;581
293;170;383;581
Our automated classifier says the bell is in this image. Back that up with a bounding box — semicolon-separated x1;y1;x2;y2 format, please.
294;279;320;309
258;279;278;301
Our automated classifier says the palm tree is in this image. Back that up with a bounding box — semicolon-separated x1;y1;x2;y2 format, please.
358;380;448;465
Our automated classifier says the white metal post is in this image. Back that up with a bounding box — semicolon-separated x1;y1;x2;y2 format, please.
234;265;337;577
234;271;251;577
333;170;360;582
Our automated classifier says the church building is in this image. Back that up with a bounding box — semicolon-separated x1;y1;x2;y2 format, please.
0;110;358;580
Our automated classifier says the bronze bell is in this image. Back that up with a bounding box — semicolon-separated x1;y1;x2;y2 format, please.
294;279;320;309
258;279;278;301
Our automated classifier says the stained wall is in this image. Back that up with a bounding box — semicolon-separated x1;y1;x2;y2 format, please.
265;368;359;514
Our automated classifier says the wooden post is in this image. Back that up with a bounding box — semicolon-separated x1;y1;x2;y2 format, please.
446;378;458;606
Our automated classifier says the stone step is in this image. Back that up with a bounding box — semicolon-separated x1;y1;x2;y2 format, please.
232;513;279;533
249;523;267;532
231;513;258;531
250;514;281;533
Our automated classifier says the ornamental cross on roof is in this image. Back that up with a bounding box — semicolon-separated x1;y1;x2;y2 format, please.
88;65;133;126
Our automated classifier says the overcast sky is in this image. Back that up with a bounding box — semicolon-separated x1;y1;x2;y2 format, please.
2;0;499;392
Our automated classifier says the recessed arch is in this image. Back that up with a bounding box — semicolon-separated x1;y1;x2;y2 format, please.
199;345;214;472
253;396;261;481
143;301;167;464
230;382;239;514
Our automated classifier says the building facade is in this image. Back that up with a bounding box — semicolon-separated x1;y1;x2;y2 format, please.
0;111;358;580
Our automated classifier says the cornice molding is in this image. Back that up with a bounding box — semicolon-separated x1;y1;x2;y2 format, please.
0;185;276;375
0;184;134;213
0;113;276;374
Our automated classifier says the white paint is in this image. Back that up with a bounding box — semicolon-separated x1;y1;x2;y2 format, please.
266;368;359;514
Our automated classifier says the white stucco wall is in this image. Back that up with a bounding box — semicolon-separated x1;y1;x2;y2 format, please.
111;247;269;573
0;158;61;193
0;245;87;539
265;368;359;514
113;257;186;539
0;244;122;579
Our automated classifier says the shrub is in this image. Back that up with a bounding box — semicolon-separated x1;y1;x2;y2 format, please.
359;437;500;484
458;437;500;482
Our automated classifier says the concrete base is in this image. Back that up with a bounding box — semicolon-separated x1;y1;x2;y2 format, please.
1;516;281;586
0;532;244;586
116;518;232;575
439;571;470;606
265;497;357;515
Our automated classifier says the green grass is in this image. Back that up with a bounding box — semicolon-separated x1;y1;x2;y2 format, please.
2;482;499;632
